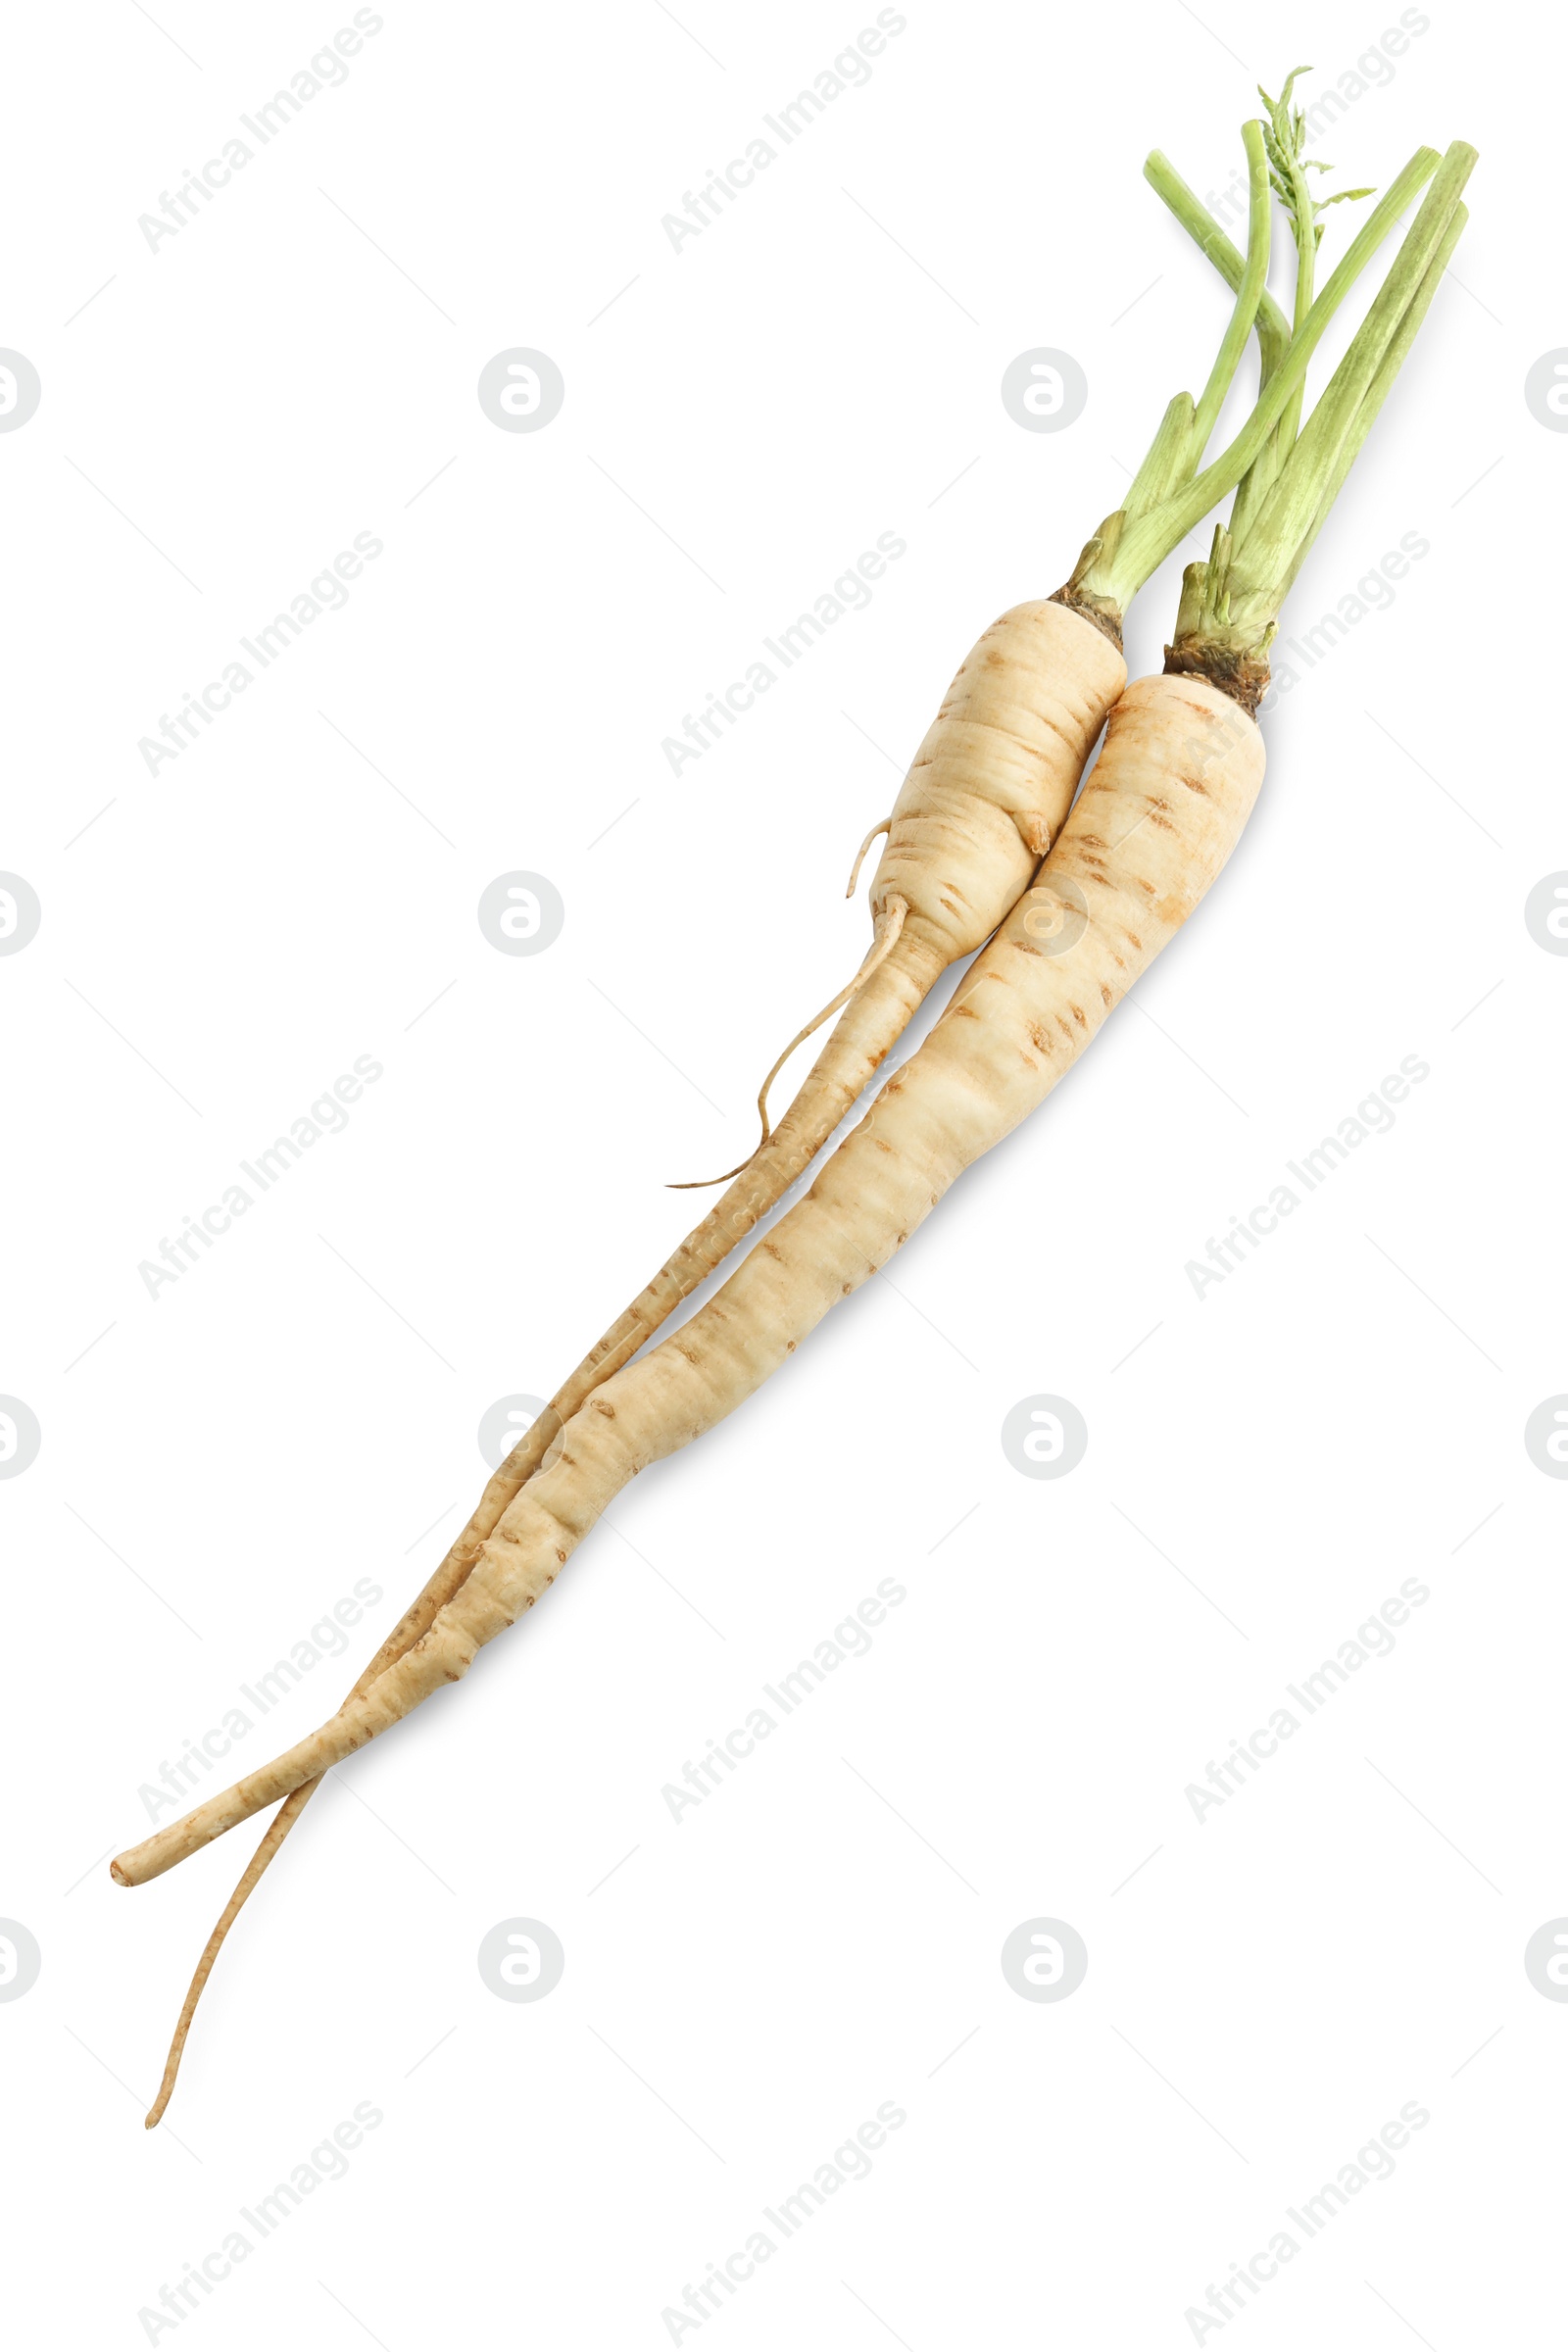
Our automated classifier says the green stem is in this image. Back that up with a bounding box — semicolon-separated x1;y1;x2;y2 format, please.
1166;145;1474;709
1227;422;1285;555
1210;141;1475;645
1275;200;1468;609
1189;122;1272;453
1273;75;1320;451
1072;143;1441;614
1122;392;1198;523
1115;126;1271;536
1290;181;1317;328
1119;128;1269;525
1143;151;1290;546
1142;149;1291;386
1055;121;1272;639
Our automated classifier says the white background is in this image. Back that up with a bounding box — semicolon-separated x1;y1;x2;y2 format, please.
2;2;1560;2344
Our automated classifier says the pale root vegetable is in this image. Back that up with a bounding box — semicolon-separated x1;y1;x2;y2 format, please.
111;670;1265;1890
132;594;1125;2125
132;595;1119;2121
132;129;1275;2092
176;133;1430;1759
122;113;1473;2120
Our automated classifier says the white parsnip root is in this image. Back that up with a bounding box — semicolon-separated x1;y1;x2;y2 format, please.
124;117;1288;2087
116;103;1476;2133
130;593;1128;2119
112;674;1263;1889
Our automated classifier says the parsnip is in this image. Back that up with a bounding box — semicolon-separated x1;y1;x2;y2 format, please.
117;136;1471;1888
113;666;1266;1889
118;117;1475;2132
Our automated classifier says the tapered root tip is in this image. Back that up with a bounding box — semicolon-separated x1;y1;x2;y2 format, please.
144;2064;177;2128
